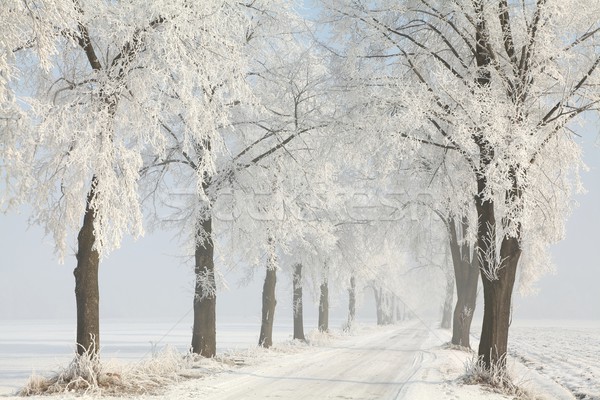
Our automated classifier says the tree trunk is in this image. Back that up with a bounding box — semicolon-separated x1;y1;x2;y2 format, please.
449;218;479;347
374;287;383;325
440;242;454;330
440;274;454;330
74;177;100;356
383;293;393;324
478;236;521;368
472;8;522;369
259;238;277;348
191;215;216;357
292;263;305;341
374;287;392;325
346;275;356;330
474;159;522;368
318;281;329;332
397;301;405;321
451;264;478;348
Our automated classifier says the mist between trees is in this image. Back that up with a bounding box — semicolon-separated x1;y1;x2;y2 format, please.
1;0;599;392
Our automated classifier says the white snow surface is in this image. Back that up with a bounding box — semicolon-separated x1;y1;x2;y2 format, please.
0;319;598;399
509;321;600;400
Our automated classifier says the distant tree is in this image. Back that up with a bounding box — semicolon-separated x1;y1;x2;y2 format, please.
251;40;334;348
345;275;356;331
258;236;277;348
318;263;329;332
292;263;306;341
439;246;454;331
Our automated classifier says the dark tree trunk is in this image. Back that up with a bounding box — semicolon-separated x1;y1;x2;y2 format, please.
292;263;305;341
478;236;521;368
451;265;479;347
318;281;329;332
472;5;523;370
191;216;216;357
73;13;105;357
346;275;356;329
449;217;480;348
259;239;277;348
473;161;522;368
74;177;100;356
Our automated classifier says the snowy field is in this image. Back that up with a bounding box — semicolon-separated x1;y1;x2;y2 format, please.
509;320;600;400
0;318;598;399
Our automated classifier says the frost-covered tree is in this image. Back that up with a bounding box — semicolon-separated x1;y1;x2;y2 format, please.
249;37;335;347
322;0;600;370
140;2;333;356
10;0;257;356
1;1;78;208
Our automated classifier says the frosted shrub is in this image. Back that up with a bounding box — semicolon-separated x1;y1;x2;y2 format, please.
120;346;189;394
20;346;190;397
463;354;531;399
20;351;103;396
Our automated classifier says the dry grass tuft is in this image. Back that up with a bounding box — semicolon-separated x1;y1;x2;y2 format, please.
20;346;190;397
462;354;533;399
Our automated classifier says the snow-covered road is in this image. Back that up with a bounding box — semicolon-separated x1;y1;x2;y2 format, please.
170;321;434;400
3;320;591;400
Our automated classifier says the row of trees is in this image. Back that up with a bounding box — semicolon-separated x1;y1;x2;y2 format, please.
2;0;599;379
320;0;600;368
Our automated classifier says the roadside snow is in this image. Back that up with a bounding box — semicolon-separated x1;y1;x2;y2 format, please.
1;319;597;399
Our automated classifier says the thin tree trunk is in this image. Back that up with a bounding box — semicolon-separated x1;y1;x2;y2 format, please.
318;281;329;332
374;287;394;325
440;242;454;330
376;289;394;325
191;215;216;357
382;292;392;324
259;238;277;348
346;275;356;330
374;287;383;325
390;294;398;324
397;301;404;321
449;218;479;347
441;275;454;329
74;177;100;356
292;263;305;341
